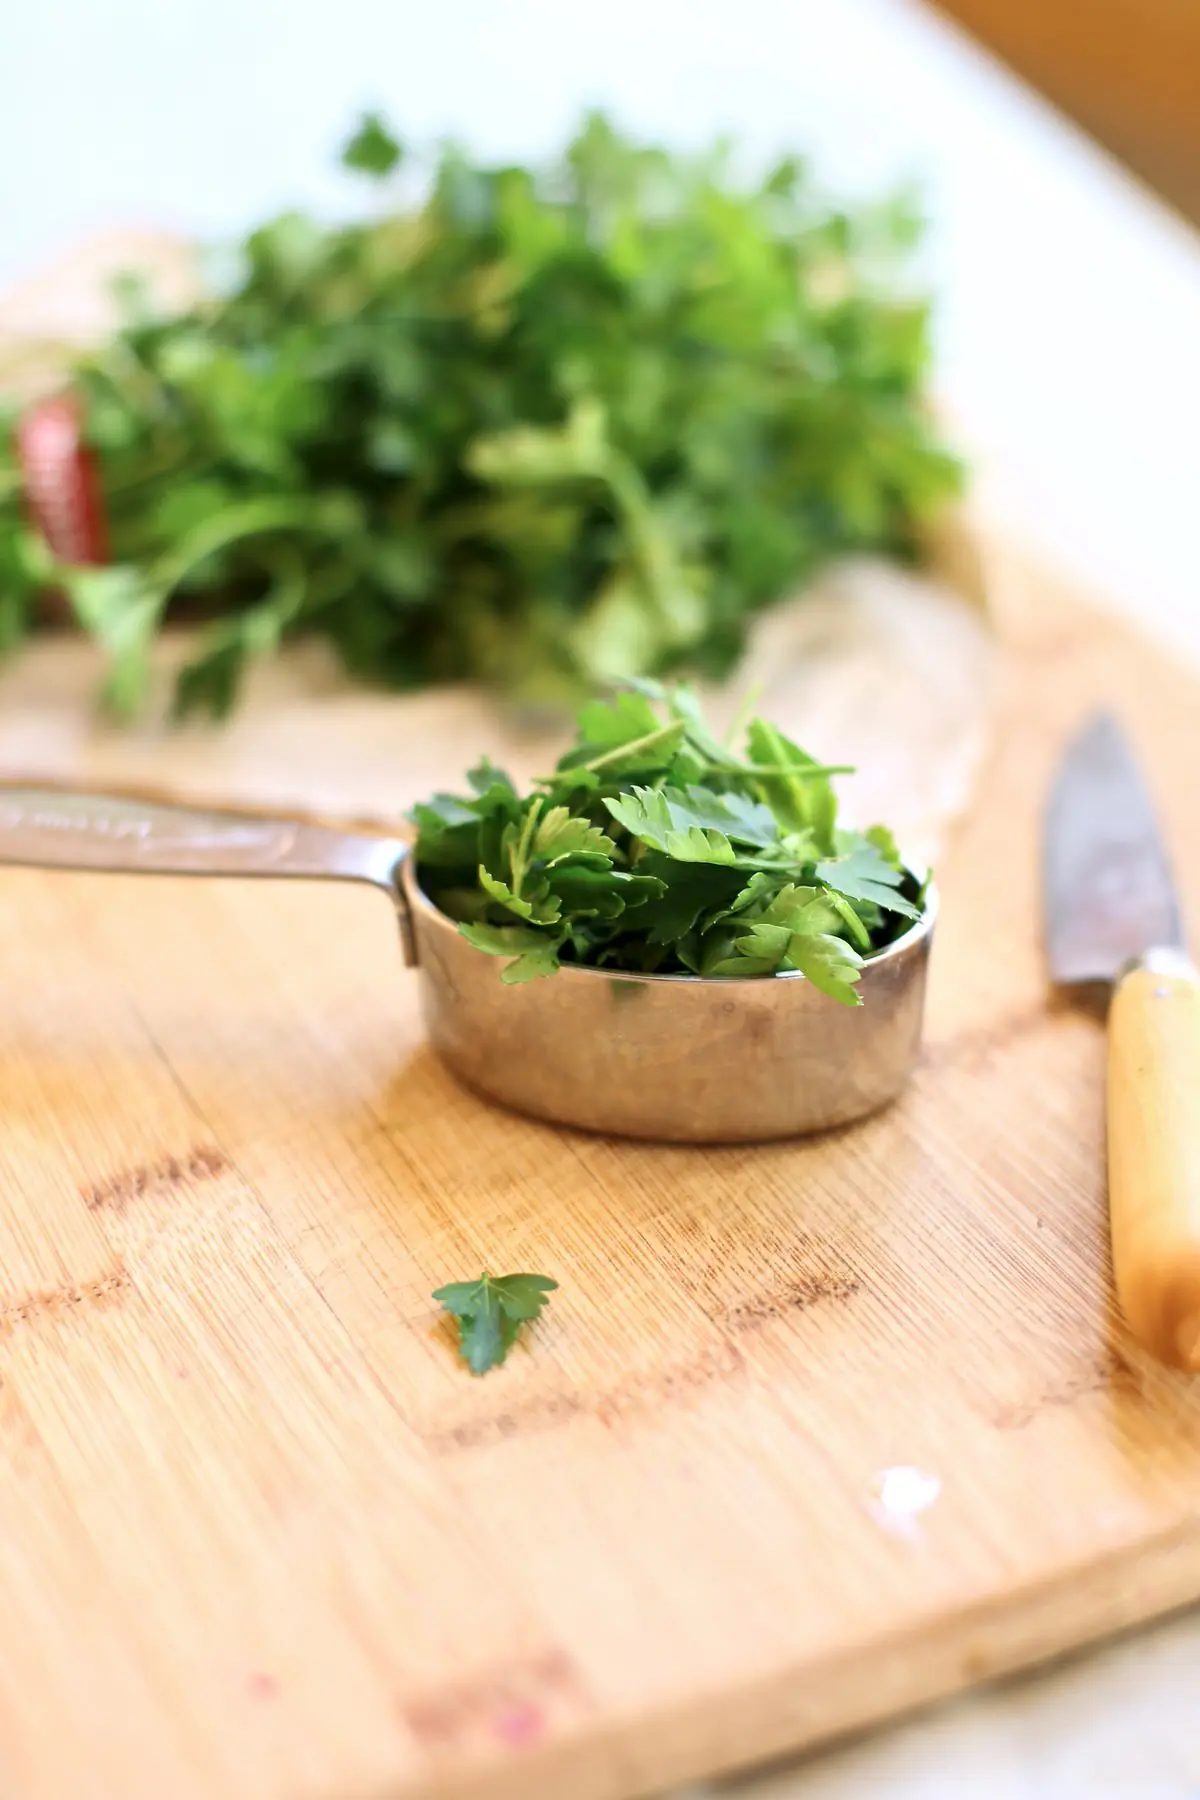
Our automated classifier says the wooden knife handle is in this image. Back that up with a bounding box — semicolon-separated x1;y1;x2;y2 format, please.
1108;955;1200;1371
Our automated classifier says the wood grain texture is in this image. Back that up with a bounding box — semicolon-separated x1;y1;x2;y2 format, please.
1108;963;1200;1371
1;538;1200;1800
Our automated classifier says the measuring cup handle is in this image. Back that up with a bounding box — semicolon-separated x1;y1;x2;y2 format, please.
0;788;417;964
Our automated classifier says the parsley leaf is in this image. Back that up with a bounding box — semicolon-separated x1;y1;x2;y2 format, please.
433;1272;559;1375
603;784;780;856
604;789;738;865
458;921;564;982
745;719;838;854
814;837;921;918
787;933;866;1005
341;112;403;177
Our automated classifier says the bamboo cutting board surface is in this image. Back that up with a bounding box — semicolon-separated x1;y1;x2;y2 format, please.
1;540;1200;1800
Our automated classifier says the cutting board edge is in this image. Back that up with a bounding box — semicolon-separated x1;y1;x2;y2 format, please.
394;1516;1200;1800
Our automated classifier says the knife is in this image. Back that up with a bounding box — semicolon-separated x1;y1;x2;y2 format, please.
1045;712;1200;1371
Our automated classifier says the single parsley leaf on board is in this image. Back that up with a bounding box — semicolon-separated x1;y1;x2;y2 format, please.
432;1272;559;1375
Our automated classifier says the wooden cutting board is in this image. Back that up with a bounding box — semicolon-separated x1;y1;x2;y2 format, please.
0;537;1199;1800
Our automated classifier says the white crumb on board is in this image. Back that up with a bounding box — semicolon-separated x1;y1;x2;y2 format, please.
867;1464;943;1538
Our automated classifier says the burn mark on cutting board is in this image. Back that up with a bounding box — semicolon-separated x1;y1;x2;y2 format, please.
720;1271;862;1332
0;1262;130;1340
595;1339;746;1427
81;1145;229;1211
664;1210;863;1326
400;1646;587;1753
990;1347;1140;1430
426;1340;746;1456
429;1390;586;1454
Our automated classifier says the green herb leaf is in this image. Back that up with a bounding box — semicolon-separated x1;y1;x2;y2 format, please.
786;932;866;1006
865;823;902;867
432;1271;559;1374
499;941;563;984
604;788;738;865
814;837;920;918
341;112;403;177
459;920;563;981
745;719;838;854
533;806;616;863
478;867;562;926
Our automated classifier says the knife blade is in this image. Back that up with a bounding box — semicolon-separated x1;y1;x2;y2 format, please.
1044;711;1185;984
1044;712;1200;1371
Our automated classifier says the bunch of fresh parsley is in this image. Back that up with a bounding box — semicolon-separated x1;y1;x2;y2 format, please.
0;112;960;719
412;682;924;1003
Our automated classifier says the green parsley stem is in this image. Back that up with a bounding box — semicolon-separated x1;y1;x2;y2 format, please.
711;762;855;778
577;722;685;773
